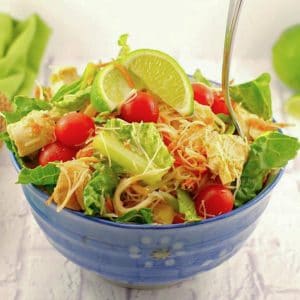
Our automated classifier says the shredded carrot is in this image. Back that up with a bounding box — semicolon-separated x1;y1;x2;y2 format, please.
113;63;135;88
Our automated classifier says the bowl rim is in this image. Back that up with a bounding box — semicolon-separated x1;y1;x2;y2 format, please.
10;151;285;230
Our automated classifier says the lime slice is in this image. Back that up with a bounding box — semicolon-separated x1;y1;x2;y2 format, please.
285;94;300;119
124;49;194;116
91;64;132;112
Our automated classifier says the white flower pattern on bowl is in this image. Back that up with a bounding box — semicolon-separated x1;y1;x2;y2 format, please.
128;236;186;268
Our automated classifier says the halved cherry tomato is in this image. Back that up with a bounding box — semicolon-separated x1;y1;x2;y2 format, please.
55;112;95;147
195;184;234;218
211;93;229;115
120;91;159;123
192;83;214;106
38;142;76;166
172;213;186;224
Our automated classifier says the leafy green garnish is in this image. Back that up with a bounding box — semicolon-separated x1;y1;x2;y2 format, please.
117;33;131;60
1;96;52;124
94;119;173;185
80;63;98;89
193;69;211;87
235;131;300;206
177;189;200;222
115;208;153;224
0;131;24;167
230;73;272;120
83;163;120;216
17;164;60;185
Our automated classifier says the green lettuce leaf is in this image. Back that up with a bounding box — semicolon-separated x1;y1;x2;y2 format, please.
83;163;120;216
0;131;24;167
1;95;51;124
235;131;300;206
230;73;272;120
93;119;173;185
177;189;200;222
17;164;60;185
115;208;153;224
193;69;211;86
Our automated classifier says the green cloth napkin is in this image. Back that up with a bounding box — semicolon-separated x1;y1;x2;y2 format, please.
0;13;51;99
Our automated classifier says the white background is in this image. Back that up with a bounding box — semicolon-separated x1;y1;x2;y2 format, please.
1;1;300;300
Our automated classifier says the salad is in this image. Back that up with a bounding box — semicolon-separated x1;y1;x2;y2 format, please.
1;35;299;225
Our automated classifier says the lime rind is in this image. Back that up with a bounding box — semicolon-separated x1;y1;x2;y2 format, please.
124;49;194;116
91;64;131;112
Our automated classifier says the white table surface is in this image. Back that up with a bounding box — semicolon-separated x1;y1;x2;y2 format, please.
0;57;299;300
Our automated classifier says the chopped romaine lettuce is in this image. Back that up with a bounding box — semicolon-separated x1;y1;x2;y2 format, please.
17;164;60;185
230;73;272;120
115;208;153;224
236;131;300;206
177;189;200;222
1;95;52;124
83;163;120;216
93;119;173;185
193;69;211;87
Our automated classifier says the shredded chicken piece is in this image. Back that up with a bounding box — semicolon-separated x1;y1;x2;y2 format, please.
203;130;249;185
7;110;55;156
48;159;93;212
234;104;288;140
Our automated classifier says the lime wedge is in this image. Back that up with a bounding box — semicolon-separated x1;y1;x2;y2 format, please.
124;49;194;116
285;94;300;119
91;49;194;115
91;64;132;112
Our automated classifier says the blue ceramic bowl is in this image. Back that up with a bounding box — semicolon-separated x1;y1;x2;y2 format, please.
10;152;284;288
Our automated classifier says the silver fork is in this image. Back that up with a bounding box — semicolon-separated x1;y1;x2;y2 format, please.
222;0;245;139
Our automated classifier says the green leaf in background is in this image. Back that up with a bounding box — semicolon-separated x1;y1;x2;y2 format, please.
17;164;60;185
115;208;153;224
0;13;51;99
177;189;200;222
235;131;300;206
230;73;272;120
193;69;212;87
1;95;52;124
83;163;120;216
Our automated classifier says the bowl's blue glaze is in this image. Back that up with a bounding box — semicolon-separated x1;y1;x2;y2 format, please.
10;152;284;287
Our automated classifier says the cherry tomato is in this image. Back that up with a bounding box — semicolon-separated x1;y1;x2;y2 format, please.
55;112;95;147
38;142;76;166
192;83;214;106
195;184;234;219
120;91;159;123
211;93;229;115
172;213;185;224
